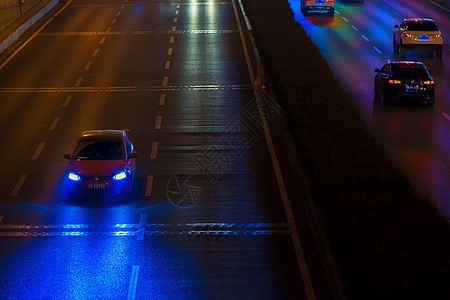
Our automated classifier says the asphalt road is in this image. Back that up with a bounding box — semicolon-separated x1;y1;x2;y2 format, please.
0;0;335;299
290;0;450;220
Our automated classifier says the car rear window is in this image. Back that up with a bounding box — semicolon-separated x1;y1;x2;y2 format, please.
406;23;438;31
392;66;429;79
75;141;124;160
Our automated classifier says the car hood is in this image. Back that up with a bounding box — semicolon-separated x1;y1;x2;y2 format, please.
69;159;127;176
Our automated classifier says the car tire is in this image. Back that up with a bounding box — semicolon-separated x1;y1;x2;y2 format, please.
400;44;407;57
436;46;443;58
393;38;399;54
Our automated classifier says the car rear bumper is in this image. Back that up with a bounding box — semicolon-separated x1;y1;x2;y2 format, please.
403;44;442;52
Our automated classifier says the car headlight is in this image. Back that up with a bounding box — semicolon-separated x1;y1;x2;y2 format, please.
68;172;81;182
113;171;127;180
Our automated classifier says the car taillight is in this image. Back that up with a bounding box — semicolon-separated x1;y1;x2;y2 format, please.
424;80;434;85
389;80;402;84
327;0;334;2
435;33;441;38
404;33;413;38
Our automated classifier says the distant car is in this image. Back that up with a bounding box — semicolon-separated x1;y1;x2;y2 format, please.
393;18;443;58
64;130;137;196
374;61;435;106
301;0;334;17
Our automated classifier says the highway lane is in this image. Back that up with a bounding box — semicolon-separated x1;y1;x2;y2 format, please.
0;0;334;298
289;0;450;219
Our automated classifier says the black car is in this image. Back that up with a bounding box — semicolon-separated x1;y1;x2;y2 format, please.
374;61;435;106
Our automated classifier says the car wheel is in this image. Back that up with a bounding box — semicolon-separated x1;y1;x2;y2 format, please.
400;43;407;57
393;38;399;54
436;47;443;58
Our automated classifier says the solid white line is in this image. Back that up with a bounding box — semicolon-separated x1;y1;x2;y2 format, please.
351;25;358;32
155;116;162;129
162;76;168;86
175;10;179;15
49;117;60;130
92;48;99;56
442;113;450;121
151;142;158;159
361;35;369;42
127;266;139;300
11;175;27;196
63;95;72;107
74;77;83;87
373;46;382;54
84;61;92;70
159;94;166;106
232;0;315;298
169;36;174;44
145;175;153;196
167;48;173;55
32;142;45;160
165;61;170;70
342;17;349;23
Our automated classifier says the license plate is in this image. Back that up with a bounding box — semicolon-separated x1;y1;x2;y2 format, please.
406;85;420;91
88;183;106;189
418;35;429;40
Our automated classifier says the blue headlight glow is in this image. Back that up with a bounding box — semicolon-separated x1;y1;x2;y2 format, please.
68;172;81;182
113;171;127;180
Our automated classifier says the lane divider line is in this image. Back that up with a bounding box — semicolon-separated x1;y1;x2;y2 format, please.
159;94;166;106
173;18;178;23
116;11;121;16
167;48;173;55
155;116;162;129
351;25;358;32
169;36;174;44
32;142;45;160
165;61;171;70
11;175;27;196
74;77;83;87
100;37;106;44
106;27;112;33
84;61;92;70
151;142;158;159
361;35;369;42
172;26;176;32
342;17;349;23
145;175;153;196
49;117;61;130
92;48;99;56
112;18;117;24
63;95;72;107
373;46;382;54
442;113;450;121
162;76;168;86
127;266;139;300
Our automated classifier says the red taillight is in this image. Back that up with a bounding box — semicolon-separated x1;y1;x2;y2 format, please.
435;33;441;38
424;80;434;85
404;33;413;38
327;0;334;2
389;80;402;84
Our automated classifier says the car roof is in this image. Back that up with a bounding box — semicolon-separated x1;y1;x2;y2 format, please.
389;61;426;68
403;18;436;24
80;130;125;141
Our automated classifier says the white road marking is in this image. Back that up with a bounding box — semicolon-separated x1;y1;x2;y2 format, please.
116;11;121;16
172;26;176;32
373;46;382;54
342;17;349;23
155;116;162;129
175;10;179;15
335;10;340;15
151;142;158;159
127;266;139;300
92;48;99;56
100;37;106;44
74;77;83;87
169;36;174;44
442;113;450;121
11;175;27;196
84;61;92;70
165;61;170;70
145;176;153;196
162;76;168;86
361;35;369;42
121;5;124;9
177;4;180;8
32;142;45;160
159;94;166;106
351;25;358;32
49;117;60;130
167;48;173;55
173;17;178;23
112;18;117;24
106;27;111;32
63;95;72;106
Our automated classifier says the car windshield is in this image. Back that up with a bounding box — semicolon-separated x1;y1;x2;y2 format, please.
407;23;438;31
74;141;124;160
393;66;429;79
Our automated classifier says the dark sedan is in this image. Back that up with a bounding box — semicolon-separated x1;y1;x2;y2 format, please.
374;61;435;106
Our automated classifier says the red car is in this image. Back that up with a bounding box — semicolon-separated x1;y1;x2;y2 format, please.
64;130;137;196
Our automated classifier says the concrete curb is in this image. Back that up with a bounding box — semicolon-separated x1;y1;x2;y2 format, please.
0;0;59;54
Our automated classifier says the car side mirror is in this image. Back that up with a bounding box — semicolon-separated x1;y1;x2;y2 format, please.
374;68;380;72
129;153;137;159
64;153;72;159
394;25;399;28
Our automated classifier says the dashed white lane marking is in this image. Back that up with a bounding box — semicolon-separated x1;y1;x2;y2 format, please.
351;25;358;31
145;175;153;196
393;11;399;16
11;175;27;196
74;77;83;87
137;214;148;240
173;17;178;23
155;116;162;129
116;11;121;16
165;61;171;70
175;10;179;15
92;48;99;56
127;266;139;300
63;95;72;107
112;18;117;24
442;113;450;121
373;46;382;54
172;26;176;32
151;142;158;159
32;142;45;160
342;17;349;23
49;117;60;130
169;36;174;44
84;61;92;70
162;76;168;86
121;5;124;9
167;48;173;55
159;94;166;106
361;35;369;42
106;27;111;33
100;37;106;44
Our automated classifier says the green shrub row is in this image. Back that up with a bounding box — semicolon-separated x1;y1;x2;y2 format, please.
241;0;450;298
